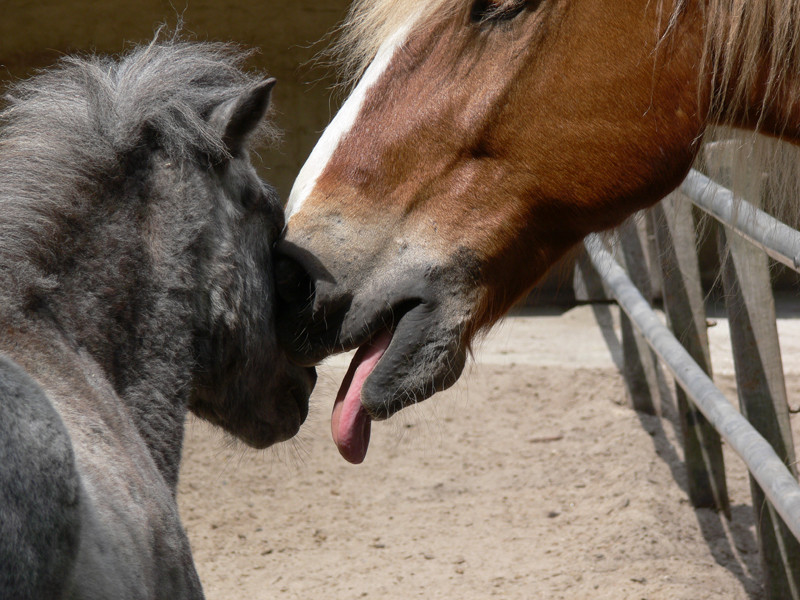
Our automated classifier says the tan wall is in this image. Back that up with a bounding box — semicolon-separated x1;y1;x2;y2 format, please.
0;0;351;199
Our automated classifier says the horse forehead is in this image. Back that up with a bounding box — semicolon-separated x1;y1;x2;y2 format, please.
288;5;549;223
286;13;425;221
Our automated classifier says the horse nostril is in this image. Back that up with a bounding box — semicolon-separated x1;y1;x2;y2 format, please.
275;253;315;306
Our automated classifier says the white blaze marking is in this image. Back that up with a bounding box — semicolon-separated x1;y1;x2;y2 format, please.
286;16;420;220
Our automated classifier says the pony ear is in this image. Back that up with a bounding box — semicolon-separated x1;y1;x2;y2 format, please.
212;78;276;157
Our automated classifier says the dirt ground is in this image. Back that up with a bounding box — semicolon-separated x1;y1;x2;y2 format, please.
177;301;800;599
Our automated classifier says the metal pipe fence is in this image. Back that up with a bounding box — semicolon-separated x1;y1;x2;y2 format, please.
582;168;800;597
681;169;800;272
584;234;800;539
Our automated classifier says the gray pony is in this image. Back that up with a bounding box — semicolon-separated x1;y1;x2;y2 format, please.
0;38;315;599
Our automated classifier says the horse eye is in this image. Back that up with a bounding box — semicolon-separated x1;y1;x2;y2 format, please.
471;0;528;22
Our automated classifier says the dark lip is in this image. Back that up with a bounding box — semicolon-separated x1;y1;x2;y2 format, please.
344;297;423;350
246;371;315;448
359;298;462;420
293;366;316;419
284;297;424;367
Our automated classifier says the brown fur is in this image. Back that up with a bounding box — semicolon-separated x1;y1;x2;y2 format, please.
308;0;707;329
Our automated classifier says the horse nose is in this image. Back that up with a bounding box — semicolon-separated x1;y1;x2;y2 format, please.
275;252;315;307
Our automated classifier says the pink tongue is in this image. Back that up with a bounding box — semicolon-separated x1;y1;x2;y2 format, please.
331;330;393;464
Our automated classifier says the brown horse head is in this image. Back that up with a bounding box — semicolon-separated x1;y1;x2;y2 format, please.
277;0;800;462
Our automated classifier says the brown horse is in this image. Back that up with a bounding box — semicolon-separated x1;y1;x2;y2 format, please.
276;0;800;463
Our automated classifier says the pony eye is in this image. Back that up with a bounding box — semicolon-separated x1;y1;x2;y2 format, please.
238;178;275;213
471;0;528;22
239;185;260;210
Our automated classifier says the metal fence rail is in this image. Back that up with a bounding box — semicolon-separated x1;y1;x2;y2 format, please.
681;169;800;272
584;234;800;541
682;166;800;598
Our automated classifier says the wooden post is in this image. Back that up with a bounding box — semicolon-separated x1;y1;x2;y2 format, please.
617;219;658;415
644;211;663;301
574;229;659;414
718;224;800;599
705;138;800;599
652;195;730;515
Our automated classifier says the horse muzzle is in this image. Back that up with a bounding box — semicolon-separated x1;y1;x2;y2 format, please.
274;237;476;420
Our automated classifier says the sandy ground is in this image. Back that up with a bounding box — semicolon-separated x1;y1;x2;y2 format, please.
177;300;800;599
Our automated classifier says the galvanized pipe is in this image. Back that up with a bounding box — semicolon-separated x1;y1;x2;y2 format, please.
584;234;800;541
680;169;800;272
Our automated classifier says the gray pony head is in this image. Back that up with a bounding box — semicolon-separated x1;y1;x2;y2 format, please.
0;37;315;451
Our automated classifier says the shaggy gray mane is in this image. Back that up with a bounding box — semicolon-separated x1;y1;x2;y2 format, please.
2;35;271;165
0;36;272;303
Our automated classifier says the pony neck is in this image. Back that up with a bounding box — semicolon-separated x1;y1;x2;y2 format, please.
63;268;194;489
0;221;195;490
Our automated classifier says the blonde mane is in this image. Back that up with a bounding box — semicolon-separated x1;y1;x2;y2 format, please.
697;0;800;226
334;0;800;121
701;0;800;127
330;0;461;87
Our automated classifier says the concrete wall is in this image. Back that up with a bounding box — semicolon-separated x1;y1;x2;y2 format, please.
0;0;351;199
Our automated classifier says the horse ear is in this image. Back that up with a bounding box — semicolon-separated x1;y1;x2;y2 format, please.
212;78;276;157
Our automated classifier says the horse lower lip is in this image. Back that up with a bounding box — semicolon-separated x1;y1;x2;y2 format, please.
348;298;424;350
359;300;452;419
